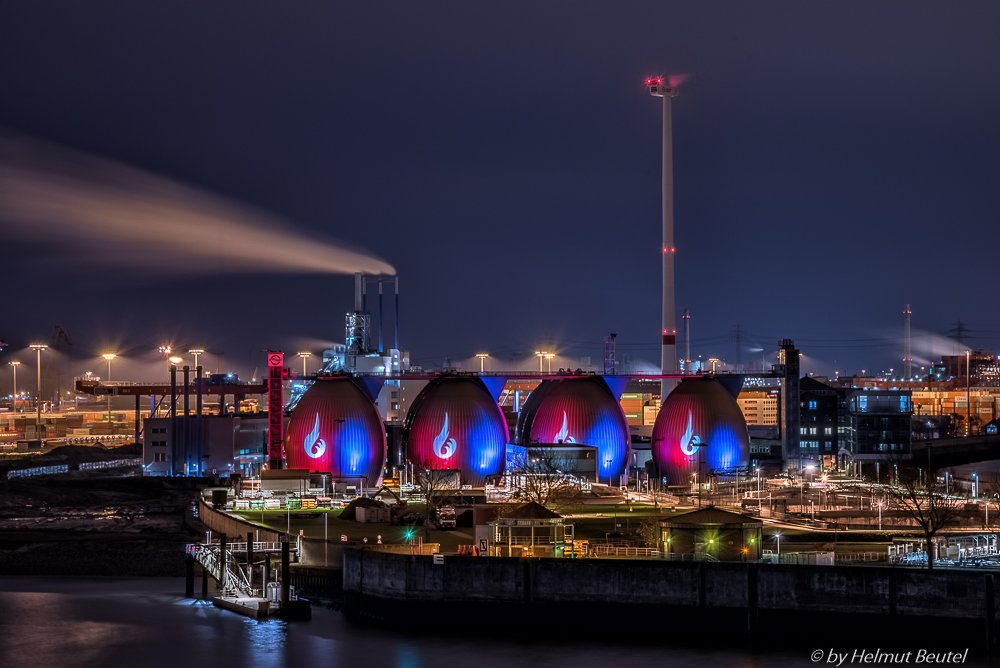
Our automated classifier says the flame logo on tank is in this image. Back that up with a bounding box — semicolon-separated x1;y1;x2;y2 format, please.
679;410;702;456
304;413;326;459
433;412;457;459
553;411;576;444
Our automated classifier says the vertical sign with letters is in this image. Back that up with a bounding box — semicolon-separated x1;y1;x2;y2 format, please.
267;352;286;469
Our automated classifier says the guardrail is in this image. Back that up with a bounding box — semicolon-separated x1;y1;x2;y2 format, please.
593;546;659;557
190;543;258;598
835;552;887;563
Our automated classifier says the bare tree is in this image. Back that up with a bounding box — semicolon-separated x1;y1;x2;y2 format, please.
507;447;581;507
880;456;969;570
637;516;661;548
414;459;458;538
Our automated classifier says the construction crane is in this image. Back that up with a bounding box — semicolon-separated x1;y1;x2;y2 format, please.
50;325;73;352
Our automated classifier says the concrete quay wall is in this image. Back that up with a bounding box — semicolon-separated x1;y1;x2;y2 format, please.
343;548;993;620
196;497;283;544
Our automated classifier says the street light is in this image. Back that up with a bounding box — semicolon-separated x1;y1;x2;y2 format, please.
775;532;781;558
707;357;720;373
189;349;205;369
801;464;815;509
8;361;20;413
878;502;883;531
476;353;489;373
102;354;117;425
29;344;46;428
298;351;312;376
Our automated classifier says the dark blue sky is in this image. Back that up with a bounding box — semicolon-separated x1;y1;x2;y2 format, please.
1;2;998;379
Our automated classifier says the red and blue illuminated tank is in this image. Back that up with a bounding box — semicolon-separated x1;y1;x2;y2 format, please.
515;377;631;482
651;376;749;487
404;376;507;487
285;377;386;486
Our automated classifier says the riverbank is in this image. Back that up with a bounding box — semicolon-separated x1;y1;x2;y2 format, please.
0;475;202;577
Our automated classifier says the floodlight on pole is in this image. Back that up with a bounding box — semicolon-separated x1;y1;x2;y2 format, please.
189;349;205;369
476;353;489;373
159;346;173;377
535;351;548;373
8;361;20;413
298;351;312;376
707;357;720;373
545;353;555;373
29;344;47;427
966;350;972;435
101;354;116;423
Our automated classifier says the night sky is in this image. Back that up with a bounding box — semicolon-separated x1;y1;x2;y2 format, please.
1;2;998;381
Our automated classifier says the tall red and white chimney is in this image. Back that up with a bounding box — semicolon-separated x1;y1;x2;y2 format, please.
648;77;679;397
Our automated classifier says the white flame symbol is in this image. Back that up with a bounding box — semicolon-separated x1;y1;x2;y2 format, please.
679;410;702;456
433;412;457;459
304;413;326;459
553;411;576;444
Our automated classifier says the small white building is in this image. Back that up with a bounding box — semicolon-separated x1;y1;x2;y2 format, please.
488;502;574;558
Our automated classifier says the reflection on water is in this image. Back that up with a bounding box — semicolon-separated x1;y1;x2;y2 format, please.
0;577;814;668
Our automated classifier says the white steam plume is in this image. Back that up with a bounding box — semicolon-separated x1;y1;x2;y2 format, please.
0;132;394;275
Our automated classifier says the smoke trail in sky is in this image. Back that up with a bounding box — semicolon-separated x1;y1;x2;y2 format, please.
0;132;395;275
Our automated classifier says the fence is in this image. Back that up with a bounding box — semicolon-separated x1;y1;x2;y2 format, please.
6;464;69;479
78;458;141;471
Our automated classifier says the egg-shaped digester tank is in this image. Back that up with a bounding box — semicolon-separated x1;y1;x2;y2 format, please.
515;377;631;482
285;377;386;486
403;376;507;487
651;376;750;487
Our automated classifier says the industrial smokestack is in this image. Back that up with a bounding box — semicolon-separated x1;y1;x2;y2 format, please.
683;308;691;370
378;275;384;354
354;272;363;312
196;365;203;477
183;365;190;475
394;276;399;351
648;77;679;396
169;364;177;477
903;304;913;379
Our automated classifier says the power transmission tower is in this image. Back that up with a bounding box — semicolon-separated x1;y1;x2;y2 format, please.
948;321;970;352
603;334;617;375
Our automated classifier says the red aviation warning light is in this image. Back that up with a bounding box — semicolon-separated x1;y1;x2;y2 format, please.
649;76;678;98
